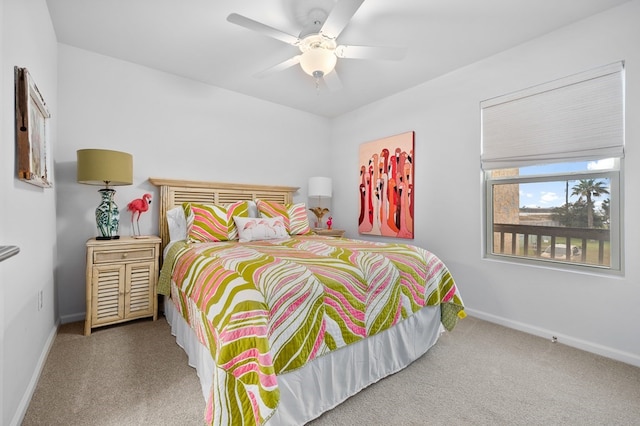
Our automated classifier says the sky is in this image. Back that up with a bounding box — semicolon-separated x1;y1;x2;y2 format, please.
518;159;613;209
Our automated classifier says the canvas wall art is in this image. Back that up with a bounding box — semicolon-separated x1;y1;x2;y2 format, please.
358;131;414;239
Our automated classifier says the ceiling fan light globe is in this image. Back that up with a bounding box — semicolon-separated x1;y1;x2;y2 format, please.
300;48;337;77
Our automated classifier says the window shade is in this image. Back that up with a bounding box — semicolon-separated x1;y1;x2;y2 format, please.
481;62;624;170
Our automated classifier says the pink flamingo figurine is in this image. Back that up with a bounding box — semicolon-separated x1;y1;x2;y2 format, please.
127;193;152;237
326;216;333;230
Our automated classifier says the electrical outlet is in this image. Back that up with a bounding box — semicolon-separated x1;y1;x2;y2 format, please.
38;290;43;311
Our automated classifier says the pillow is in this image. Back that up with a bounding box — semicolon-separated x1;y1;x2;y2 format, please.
233;216;289;243
256;200;312;235
183;201;250;242
166;206;187;241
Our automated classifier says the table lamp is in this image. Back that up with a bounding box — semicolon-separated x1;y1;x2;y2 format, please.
77;149;133;240
308;176;332;229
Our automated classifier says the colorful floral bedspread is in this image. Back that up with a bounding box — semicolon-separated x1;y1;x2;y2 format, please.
159;235;465;426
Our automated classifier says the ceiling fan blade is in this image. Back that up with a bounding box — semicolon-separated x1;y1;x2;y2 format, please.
227;13;300;46
254;55;301;78
320;0;365;39
323;70;343;92
335;45;407;60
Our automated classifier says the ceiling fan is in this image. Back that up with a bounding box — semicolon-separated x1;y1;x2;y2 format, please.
227;0;406;90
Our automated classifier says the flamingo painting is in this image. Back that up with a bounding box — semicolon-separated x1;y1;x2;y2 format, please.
127;193;152;237
358;131;414;239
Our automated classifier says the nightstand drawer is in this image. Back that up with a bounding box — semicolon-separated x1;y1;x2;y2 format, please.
93;247;155;263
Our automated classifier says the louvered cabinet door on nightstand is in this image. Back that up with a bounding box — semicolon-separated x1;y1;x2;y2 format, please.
84;236;161;336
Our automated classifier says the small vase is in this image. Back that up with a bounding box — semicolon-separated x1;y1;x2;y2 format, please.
95;188;119;239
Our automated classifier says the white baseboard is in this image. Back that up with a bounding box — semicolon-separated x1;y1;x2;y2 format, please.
11;320;59;426
465;308;640;368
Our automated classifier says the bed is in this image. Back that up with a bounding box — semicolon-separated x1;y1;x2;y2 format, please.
149;178;465;426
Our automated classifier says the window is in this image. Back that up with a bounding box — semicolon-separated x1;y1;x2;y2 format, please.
481;63;624;271
486;160;620;269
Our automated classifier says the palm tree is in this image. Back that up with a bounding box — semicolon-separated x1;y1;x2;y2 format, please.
600;198;611;227
571;179;610;228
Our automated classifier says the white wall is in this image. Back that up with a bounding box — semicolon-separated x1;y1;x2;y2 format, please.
55;44;332;322
1;0;59;424
331;0;640;366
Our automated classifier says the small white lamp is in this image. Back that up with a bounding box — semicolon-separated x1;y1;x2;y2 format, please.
308;176;332;229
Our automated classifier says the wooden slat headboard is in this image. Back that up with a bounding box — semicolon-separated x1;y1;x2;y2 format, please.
149;178;299;251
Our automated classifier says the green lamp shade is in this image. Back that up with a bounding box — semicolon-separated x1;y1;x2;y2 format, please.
77;149;133;186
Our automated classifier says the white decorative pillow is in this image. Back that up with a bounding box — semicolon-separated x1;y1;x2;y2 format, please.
233;216;289;243
166;206;187;241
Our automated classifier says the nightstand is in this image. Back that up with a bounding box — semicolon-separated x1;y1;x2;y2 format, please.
313;228;345;237
84;236;161;336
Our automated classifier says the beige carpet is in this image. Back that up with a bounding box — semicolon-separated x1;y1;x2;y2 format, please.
22;316;640;425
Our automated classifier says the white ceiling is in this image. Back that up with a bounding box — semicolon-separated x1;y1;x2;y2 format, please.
45;0;630;118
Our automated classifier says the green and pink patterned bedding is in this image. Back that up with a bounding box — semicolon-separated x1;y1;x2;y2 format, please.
159;235;464;426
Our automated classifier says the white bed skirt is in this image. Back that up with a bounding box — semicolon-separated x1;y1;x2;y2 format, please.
164;296;443;425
